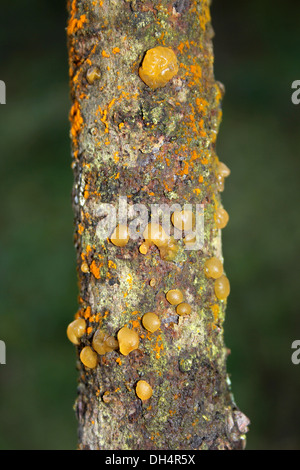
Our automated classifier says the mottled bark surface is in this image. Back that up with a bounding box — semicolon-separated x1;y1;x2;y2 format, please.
67;0;249;450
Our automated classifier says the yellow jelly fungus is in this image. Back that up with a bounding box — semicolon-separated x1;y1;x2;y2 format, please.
117;326;139;356
184;232;196;247
149;278;156;287
136;380;153;400
159;237;179;261
166;289;184;305
86;66;101;85
171;210;195;232
81;261;90;273
139;46;178;90
218;162;231;178
216;174;225;192
204;257;224;279
80;346;98;369
215;208;229;229
142;312;161;333
67;318;87;345
110;224;130;247
92;329;119;355
176;302;192;316
143;223;170;248
214;275;230;300
139;243;148;255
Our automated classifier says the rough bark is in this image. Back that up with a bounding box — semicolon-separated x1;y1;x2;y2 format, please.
67;0;249;450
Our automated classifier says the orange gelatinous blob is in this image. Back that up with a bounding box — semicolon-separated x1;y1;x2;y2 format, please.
171;210;195;232
80;346;98;369
214;275;230;300
215;208;229;229
143;223;169;248
176;302;192;316
117;326;139;356
136;380;153;400
92;329;119;355
110;224;130;247
142;312;161;333
217;162;231;178
67;318;87;345
166;289;184;305
204;257;224;279
139;46;178;90
86;66;101;85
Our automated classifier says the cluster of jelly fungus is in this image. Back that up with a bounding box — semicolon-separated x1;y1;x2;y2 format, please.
92;329;119;355
214;275;230;300
136;380;153;401
110;224;130;247
176;302;192;316
142;312;161;333
117;326;139;356
139;46;179;90
215;208;229;229
67;318;86;345
171;210;195;232
216;162;231;193
142;223;178;261
86;66;101;85
143;223;169;248
204;257;224;280
166;289;184;305
80;346;98;369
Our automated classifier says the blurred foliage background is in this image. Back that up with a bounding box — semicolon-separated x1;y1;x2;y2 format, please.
0;0;299;450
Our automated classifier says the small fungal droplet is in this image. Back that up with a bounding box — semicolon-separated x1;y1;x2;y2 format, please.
136;380;153;400
142;312;161;333
166;289;184;305
81;261;90;273
67;318;87;345
149;278;156;287
86;66;101;85
215;208;229;229
139;46;178;90
110;224;130;247
171;210;194;232
117;326;139;356
176;302;192;316
214;275;230;300
139;242;148;255
204;257;224;279
80;346;98;369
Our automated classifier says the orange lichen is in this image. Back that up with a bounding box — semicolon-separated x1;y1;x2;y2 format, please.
90;260;101;279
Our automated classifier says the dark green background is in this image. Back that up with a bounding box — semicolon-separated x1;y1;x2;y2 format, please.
0;0;300;450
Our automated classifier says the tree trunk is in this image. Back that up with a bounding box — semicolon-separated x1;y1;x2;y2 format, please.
67;0;249;450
